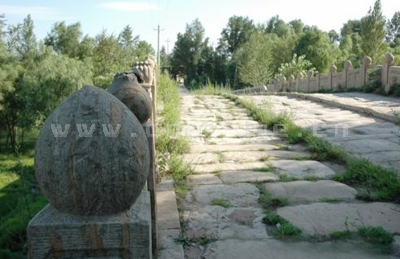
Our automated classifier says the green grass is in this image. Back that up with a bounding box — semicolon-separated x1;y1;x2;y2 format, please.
358;226;394;252
211;199;232;208
333;157;400;202
258;155;270;162
256;184;301;239
201;129;212;138
329;230;352;240
192;81;231;95
0;146;48;258
175;233;218;247
156;74;193;182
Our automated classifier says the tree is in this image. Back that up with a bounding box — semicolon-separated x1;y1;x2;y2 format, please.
16;15;37;61
118;25;139;47
44;21;82;58
340;20;361;38
275;54;315;79
220;16;256;57
170;19;208;87
360;0;388;63
235;32;273;87
328;30;340;45
91;30;124;88
387;11;400;47
295;27;339;73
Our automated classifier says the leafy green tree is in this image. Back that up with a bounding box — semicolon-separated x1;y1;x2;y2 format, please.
91;30;123;88
340;19;361;38
16;15;36;61
44;21;82;58
235;32;273;87
328;30;340;45
275;54;315;79
295;27;339;73
360;0;388;63
135;40;154;61
118;25;139;47
339;33;363;67
220;16;256;57
170;19;208;87
289;19;305;35
19;51;93;126
387;11;400;47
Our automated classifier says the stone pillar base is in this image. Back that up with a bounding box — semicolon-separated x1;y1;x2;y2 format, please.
27;190;151;259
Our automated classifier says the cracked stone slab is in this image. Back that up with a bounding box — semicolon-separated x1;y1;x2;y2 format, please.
203;239;394;259
189;144;279;153
218;171;279;184
188;174;223;185
183;206;268;240
183;153;219;164
191;183;259;207
263;180;357;202
271;160;336;178
277;202;400;235
157;229;184;259
193;162;271;173
222;151;311;162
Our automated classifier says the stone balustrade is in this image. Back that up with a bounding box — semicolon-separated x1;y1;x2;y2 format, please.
27;56;158;258
239;53;399;95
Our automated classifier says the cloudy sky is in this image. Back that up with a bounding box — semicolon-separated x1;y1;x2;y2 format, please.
1;0;399;53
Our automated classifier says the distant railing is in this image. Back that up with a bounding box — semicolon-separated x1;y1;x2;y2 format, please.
235;53;399;95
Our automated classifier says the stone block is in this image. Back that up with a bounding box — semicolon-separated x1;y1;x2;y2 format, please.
27;190;152;259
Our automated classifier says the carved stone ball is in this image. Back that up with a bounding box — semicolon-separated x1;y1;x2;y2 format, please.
107;72;152;123
35;86;150;215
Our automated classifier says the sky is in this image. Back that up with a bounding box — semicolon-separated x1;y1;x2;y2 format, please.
1;0;399;54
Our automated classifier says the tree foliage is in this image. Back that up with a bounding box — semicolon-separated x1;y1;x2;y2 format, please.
0;15;155;152
235;32;273;86
295;27;339;73
360;0;388;63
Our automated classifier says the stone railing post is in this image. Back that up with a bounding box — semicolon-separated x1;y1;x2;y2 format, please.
360;56;372;88
383;53;395;94
343;60;353;89
28;83;153;258
307;70;314;92
133;56;158;254
281;76;286;92
296;72;303;92
329;65;337;90
288;74;295;92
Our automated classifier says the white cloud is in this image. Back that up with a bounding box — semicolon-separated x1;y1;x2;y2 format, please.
0;5;74;20
98;2;158;11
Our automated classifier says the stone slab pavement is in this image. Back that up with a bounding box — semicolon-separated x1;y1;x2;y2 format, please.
246;94;400;172
289;92;400;123
155;93;399;259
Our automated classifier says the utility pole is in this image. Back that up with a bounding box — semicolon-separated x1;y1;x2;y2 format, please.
154;24;164;69
165;39;171;54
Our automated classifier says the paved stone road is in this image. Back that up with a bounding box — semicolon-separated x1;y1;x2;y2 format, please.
157;93;400;259
247;94;400;172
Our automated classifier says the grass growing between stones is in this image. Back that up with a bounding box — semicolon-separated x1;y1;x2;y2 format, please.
225;93;400;203
193;81;231;95
175;233;218;247
156;74;192;183
255;184;301;239
328;226;394;253
333;158;400;203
